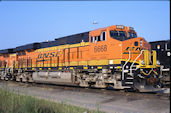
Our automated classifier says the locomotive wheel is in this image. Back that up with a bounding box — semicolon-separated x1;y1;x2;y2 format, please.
77;76;89;87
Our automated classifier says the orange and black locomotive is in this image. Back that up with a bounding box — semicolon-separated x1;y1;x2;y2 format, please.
0;25;161;92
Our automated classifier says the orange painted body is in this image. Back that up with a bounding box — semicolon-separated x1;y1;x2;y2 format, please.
0;25;151;69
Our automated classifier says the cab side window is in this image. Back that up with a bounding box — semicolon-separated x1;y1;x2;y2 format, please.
92;31;106;43
94;36;100;43
97;36;101;41
91;37;94;43
95;36;97;43
101;31;106;41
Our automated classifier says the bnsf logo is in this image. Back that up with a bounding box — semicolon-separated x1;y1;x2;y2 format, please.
125;47;142;51
94;45;107;53
123;47;142;54
37;51;60;59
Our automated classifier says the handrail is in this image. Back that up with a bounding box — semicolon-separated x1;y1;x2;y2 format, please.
5;61;9;76
122;51;131;80
130;50;144;76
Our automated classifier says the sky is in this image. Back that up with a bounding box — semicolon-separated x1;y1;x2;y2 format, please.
0;1;170;50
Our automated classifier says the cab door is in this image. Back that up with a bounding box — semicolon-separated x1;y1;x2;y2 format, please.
88;30;110;67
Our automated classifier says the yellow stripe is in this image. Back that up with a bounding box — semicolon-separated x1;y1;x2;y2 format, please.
116;66;120;69
69;61;78;66
78;61;88;65
63;62;70;66
139;65;160;68
83;67;88;69
10;53;16;57
88;60;108;65
97;66;102;69
31;59;140;68
35;42;89;52
70;67;73;69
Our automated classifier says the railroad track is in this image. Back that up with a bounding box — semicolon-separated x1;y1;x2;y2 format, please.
0;80;169;100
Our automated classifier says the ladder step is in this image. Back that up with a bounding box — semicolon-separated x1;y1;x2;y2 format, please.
127;73;134;76
125;82;133;84
127;77;133;79
124;70;129;72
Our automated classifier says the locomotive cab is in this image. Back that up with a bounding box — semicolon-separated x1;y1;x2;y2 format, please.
89;25;161;92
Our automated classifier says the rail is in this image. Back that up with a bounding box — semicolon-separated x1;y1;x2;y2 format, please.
122;51;131;80
130;50;144;76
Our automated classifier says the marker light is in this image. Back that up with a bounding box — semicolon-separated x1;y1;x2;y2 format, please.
157;45;160;49
140;40;142;46
157;60;160;65
141;60;145;65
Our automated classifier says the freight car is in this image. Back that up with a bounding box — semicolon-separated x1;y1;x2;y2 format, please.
150;40;170;87
0;25;162;92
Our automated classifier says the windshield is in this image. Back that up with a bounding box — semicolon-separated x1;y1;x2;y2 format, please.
128;32;137;38
110;30;127;41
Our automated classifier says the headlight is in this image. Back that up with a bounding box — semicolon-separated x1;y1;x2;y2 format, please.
157;60;160;65
140;40;142;46
116;25;124;29
141;60;145;65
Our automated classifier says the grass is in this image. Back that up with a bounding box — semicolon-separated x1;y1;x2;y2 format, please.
0;88;104;113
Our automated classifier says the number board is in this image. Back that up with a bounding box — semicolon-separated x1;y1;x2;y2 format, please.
94;45;107;53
